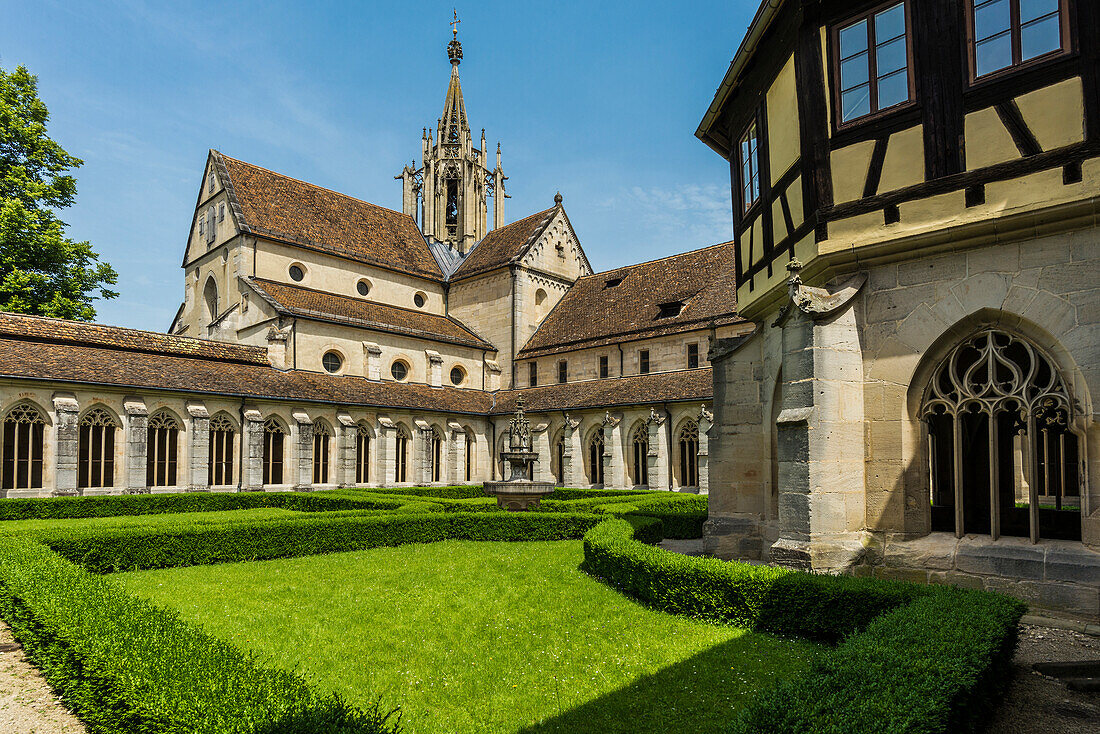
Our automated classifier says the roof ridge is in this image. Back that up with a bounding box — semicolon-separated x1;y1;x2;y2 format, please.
580;240;734;279
249;276;452;320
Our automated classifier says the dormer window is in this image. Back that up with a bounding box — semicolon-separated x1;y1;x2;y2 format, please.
833;2;912;125
604;277;624;289
656;301;684;319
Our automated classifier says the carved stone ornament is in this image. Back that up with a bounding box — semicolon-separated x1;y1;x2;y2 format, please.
602;411;622;428
647;407;666;426
564;414;581;430
698;405;714;423
773;259;867;327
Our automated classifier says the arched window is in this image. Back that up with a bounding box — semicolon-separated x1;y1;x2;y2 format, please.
2;404;45;491
263;418;285;485
146;411;180;487
678;421;699;488
553;431;566;485
922;329;1080;541
208;414;234;486
430;429;442;483
464;429;474;482
632;424;649;487
588;428;605;486
313;422;331;484
395;426;410;483
203;276;219;324
79;408;116;489
355;423;371;484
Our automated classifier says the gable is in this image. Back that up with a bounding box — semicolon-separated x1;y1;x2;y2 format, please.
182;152;241;267
519;209;591;280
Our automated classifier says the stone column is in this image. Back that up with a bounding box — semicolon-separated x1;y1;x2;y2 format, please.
242;408;264;491
532;420;553;483
562;415;583;487
292;410;313;491
336;412;357;487
123;397;149;493
646;408;668;491
377;418;396;487
364;343;382;381
186;401;210;492
771;269;868;572
697;405;713;496
602;412;623;489
448;422;466;484
415;421;434;483
425;350;443;388
50;393;79;496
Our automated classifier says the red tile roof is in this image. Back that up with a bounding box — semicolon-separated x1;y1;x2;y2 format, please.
451;206;557;280
246;278;494;351
213;151;443;280
495;369;713;414
517;243;745;358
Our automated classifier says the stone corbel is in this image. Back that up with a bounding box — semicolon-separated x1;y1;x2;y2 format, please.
414;419;431;431
123;397;148;417
532;422;549;433
564;414;580;430
602;411;622;428
336;411;356;428
377;416;396;429
185;400;209;419
698;405;714;424
243;407;263;422
647;407;666;426
364;342;383;381
291;408;312;425
773;260;867;327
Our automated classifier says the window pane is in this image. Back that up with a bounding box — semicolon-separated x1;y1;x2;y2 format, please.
840;52;870;92
874;3;906;43
1019;0;1058;24
975;31;1013;76
877;68;909;109
974;0;1011;42
839;19;868;59
876;36;907;76
841;84;871;122
1021;14;1061;61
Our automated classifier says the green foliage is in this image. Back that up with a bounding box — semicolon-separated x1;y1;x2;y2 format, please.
536;492;707;538
0;65;117;320
581;518;1026;734
0;536;400;734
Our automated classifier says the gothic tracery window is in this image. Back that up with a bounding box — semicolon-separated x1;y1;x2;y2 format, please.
313;422;331;484
553;431;565;485
355;423;371;484
430;429;442;483
588;429;605;486
208;414;234;486
146;411;180;487
464;429;474;482
2;404;45;491
395;426;410;483
263;418;285;485
679;421;699;488
79;408;116;490
632;425;649;487
923;329;1080;541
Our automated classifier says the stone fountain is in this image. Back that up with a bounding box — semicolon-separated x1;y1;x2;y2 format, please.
483;396;555;510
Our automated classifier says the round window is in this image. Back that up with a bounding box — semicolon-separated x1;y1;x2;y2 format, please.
413;292;426;308
450;366;465;386
289;265;305;282
322;351;342;373
357;280;370;296
391;361;408;381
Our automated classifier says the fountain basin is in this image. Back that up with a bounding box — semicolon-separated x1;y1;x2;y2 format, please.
483;479;555;511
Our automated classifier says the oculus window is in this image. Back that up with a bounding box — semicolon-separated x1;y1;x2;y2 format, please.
971;0;1066;79
288;264;305;282
391;360;409;382
835;2;911;125
322;351;343;373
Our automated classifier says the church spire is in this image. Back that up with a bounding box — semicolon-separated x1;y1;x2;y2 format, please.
440;12;468;147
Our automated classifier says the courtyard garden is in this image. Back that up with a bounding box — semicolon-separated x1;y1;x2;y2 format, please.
0;486;1026;733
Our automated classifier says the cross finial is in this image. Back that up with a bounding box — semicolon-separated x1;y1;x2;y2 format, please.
451;9;461;38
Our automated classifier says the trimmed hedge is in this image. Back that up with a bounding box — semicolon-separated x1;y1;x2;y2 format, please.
44;512;607;573
0;536;400;734
582;518;1027;733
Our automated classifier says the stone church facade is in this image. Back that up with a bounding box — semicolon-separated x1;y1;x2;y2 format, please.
698;0;1100;619
0;30;743;503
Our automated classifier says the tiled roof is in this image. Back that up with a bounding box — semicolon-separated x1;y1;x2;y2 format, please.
246;277;494;351
517;243;745;358
494;369;713;414
0;337;493;415
213;151;443;280
0;312;269;365
451;206;557;280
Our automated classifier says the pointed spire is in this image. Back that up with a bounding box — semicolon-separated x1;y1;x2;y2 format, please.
439;16;469;147
448;10;463;66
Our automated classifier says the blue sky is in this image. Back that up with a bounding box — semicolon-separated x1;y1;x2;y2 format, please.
1;0;755;331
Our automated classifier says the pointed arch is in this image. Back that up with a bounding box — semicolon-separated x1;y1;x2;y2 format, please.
676;419;699;489
262;416;287;485
586;426;605;486
203;275;219;324
462;425;476;482
312;419;333;485
630;422;649;487
2;402;45;491
552;428;566;486
354;421;372;484
79;406;118;490
394;423;411;483
147;409;181;487
209;411;236;486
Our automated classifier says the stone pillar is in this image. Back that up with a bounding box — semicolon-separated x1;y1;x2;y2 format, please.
532;420;553;483
123;397;149;493
242;408;264;491
602;412;623;489
485;360;502;391
185;401;210;492
336;412;357;487
448;422;466;484
425;350;443;388
364;343;382;381
293;409;313;491
51;393;79;496
646;408;668;491
415;421;434;483
697;405;713;496
771;285;867;572
377;417;396;487
266;325;291;369
562;416;583;487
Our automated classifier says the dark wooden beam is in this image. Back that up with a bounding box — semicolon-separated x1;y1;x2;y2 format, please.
913;0;966;179
863;137;890;198
1075;0;1100;142
996;101;1043;157
795;4;833;245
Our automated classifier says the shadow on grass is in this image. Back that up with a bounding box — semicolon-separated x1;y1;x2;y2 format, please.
517;633;814;734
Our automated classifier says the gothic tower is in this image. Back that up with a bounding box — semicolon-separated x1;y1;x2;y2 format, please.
398;21;506;254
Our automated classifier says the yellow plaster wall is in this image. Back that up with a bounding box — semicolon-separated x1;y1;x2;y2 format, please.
964;107;1020;171
878;125;925;193
766;54;801;180
831;140;877;204
787;176;805;231
1015;77;1085;151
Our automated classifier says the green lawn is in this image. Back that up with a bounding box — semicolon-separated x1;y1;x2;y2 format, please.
0;506;305;535
119;540;819;734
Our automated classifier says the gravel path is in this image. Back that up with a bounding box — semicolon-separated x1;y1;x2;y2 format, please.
0;622;86;734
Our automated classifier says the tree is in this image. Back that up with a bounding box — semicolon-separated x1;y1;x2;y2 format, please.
0;65;117;321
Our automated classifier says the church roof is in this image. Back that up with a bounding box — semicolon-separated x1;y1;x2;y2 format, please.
494;368;713;414
212;151;444;281
245;277;495;351
517;243;745;359
451;206;558;281
0;313;493;415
